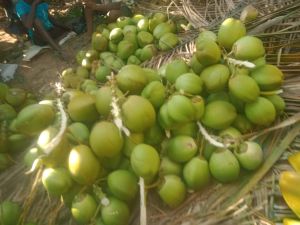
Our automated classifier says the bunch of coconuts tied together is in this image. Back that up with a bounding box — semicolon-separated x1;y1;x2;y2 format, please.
62;12;189;91
0;14;285;225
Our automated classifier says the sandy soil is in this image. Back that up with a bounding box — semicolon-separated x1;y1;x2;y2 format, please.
0;1;87;98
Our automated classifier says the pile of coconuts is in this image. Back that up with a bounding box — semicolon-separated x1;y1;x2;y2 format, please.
0;82;41;173
2;15;286;225
62;12;190;90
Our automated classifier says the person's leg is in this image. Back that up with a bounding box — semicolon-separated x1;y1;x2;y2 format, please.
32;18;61;52
84;5;95;36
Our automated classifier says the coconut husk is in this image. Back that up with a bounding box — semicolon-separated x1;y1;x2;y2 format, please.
1;0;300;225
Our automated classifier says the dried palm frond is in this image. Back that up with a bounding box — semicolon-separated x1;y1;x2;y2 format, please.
1;1;300;225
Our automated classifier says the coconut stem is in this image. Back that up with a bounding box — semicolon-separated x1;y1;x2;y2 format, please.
43;99;68;155
260;89;283;96
139;177;147;225
108;73;131;137
197;122;228;148
224;56;256;69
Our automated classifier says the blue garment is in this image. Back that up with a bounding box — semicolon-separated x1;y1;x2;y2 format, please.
15;0;53;39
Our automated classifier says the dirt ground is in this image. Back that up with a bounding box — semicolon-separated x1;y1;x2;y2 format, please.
0;1;87;98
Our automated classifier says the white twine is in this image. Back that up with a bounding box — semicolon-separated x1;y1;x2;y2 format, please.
139;177;147;225
197;122;228;148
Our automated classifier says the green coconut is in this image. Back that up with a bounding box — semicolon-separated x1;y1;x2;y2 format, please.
245;97;276;126
233;36;265;60
232;114;253;134
99;153;122;171
90;121;124;158
144;122;164;147
117;40;137;60
143;68;161;82
209;148;240;183
153;22;174;39
14;103;55;136
191;95;205;120
217;18;246;50
197;30;217;42
160;157;182;176
139;44;158;62
148;17;160;32
68;145;101;185
201;101;237;130
102;28;110;39
207;92;230;103
95;65;112;82
123;133;144;157
251;56;266;68
109;28;124;43
132;14;144;24
137;17;149;31
0;104;17;121
122;95;156;132
167;95;195;124
5;88;27;107
67;122;90;145
42;167;73;196
81;79;97;92
92;32;108;52
158;103;176;129
175;73;203;95
116;16;133;28
166;135;198;163
108;170;138;202
183;157;211;190
108;41;118;52
141;81;166;109
229;92;245;113
111;57;125;71
101;197;130;225
158;175;186;208
85;49;99;61
71;193;97;225
67;93;99;124
200;64;230;93
23;147;42;168
127;55;141;65
123;32;138;49
95;86;124;118
37;127;70;167
196;39;221;66
116;65;148;94
250;64;284;91
189;55;204;74
130;144;160;182
137;31;154;47
76;50;86;65
229;74;260;102
123;25;137;34
158;33;179;51
76;66;89;79
165;59;189;84
265;94;285;115
170;122;198;138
